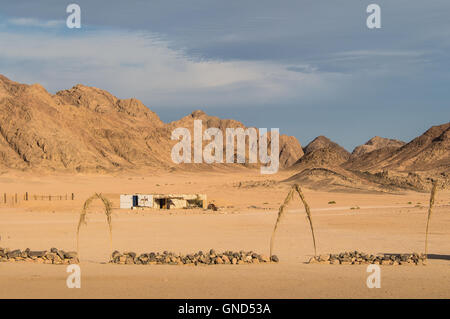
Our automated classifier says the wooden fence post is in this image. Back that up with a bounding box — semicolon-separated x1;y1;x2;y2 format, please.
72;193;74;200
25;192;28;201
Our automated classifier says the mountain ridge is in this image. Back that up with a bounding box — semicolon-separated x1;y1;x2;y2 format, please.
0;74;303;173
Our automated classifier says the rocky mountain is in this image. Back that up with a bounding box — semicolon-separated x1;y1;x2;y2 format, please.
372;123;449;172
0;74;302;173
286;124;449;192
345;123;450;173
303;135;350;160
169;110;304;168
351;136;405;158
293;147;349;169
1;74;447;190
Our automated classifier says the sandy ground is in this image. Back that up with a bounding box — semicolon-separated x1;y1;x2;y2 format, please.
0;170;449;298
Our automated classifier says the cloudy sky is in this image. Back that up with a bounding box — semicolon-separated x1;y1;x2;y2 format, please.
0;1;449;150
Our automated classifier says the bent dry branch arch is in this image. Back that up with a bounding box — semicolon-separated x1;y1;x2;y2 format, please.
76;193;113;259
424;180;438;261
270;184;317;259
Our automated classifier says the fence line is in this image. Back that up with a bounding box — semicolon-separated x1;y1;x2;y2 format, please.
1;193;75;204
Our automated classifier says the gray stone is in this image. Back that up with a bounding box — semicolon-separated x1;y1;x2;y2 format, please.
7;249;21;259
270;255;279;263
64;251;78;259
29;250;46;258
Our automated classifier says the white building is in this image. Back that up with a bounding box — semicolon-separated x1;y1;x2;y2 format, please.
120;194;207;210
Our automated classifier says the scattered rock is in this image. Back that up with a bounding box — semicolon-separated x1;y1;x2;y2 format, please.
307;251;426;266
106;249;275;266
29;251;47;258
207;203;218;211
330;259;340;265
0;248;78;264
7;250;21;259
64;251;78;259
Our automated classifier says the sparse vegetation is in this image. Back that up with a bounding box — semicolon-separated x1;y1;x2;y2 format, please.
328;201;336;204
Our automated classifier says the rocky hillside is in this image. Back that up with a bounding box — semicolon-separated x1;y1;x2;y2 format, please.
0;74;302;172
286;125;449;192
345;123;450;173
303;135;350;160
351;136;405;158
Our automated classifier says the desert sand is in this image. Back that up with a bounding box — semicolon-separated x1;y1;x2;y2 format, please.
0;169;449;298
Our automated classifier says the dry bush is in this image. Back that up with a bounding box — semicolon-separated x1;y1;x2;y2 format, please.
270;184;317;259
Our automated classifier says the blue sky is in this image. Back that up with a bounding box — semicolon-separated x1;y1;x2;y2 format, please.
0;1;449;150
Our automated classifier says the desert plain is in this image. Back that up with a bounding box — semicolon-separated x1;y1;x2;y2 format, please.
0;169;449;299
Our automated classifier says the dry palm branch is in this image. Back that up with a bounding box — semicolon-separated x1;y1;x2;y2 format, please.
76;193;113;259
270;184;317;259
424;180;438;260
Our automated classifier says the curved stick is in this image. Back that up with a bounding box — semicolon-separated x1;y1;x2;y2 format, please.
424;181;438;259
269;188;294;258
77;193;113;260
294;185;317;257
270;184;317;259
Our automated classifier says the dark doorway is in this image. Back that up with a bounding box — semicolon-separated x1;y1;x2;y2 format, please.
156;198;168;209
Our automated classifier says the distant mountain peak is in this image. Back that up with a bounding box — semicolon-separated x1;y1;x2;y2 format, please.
303;135;350;158
351;136;405;157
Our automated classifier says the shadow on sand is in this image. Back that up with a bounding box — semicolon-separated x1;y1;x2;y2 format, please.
426;254;450;261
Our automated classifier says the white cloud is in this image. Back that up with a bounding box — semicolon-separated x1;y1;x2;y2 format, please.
7;18;64;28
0;25;343;108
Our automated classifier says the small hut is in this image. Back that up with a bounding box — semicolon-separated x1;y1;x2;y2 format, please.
120;193;207;210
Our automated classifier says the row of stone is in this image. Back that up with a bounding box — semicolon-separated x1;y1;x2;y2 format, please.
0;247;79;264
309;251;427;265
110;249;279;265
